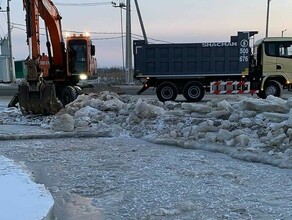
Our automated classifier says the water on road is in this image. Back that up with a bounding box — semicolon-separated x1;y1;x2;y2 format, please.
0;137;291;220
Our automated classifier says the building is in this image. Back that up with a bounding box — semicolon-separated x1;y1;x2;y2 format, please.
0;38;10;82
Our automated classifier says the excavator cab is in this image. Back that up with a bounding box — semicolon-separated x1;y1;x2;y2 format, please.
67;34;96;81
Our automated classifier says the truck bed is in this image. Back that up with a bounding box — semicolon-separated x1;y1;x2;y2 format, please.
134;32;252;79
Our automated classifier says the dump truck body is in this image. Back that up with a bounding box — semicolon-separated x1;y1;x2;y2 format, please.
134;32;250;80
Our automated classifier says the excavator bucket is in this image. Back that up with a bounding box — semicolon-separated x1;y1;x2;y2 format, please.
18;81;63;115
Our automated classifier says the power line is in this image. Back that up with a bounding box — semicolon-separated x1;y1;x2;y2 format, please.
54;2;112;7
91;36;123;40
132;33;173;44
12;23;122;35
12;22;172;43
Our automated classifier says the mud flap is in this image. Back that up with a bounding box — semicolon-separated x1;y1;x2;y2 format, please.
18;82;63;115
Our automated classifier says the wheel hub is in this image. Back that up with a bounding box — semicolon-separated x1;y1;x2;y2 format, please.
266;85;277;96
161;87;173;99
188;86;200;98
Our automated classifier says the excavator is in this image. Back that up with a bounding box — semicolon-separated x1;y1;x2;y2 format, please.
9;0;96;115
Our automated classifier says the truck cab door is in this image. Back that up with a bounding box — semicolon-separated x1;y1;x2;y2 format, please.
276;41;292;81
262;42;277;76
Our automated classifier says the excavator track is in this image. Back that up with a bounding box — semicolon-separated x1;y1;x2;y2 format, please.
18;81;63;115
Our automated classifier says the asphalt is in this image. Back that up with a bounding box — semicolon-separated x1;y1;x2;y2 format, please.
0;82;155;97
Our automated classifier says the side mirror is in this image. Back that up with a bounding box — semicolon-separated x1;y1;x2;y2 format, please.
91;45;95;56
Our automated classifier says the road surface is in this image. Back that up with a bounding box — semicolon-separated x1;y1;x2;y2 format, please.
1;86;292;219
0;137;291;220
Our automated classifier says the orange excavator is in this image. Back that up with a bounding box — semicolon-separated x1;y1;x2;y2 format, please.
9;0;96;115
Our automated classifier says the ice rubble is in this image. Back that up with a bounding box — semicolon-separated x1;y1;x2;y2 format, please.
1;92;292;168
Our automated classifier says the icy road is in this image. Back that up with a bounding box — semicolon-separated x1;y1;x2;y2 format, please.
0;137;291;220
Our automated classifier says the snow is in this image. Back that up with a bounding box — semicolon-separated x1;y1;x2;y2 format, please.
1;92;292;168
0;156;54;220
1;91;292;218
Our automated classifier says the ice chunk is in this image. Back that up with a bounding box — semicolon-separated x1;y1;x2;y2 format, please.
181;103;212;113
268;133;287;147
285;109;292;127
285;97;292;109
264;112;289;123
266;95;286;106
240;118;253;127
287;128;292;140
216;129;233;142
170;130;178;138
235;134;250;147
134;99;165;118
196;120;217;133
101;98;125;111
238;97;287;113
164;101;181;110
74;106;102;118
205;132;217;143
74;116;91;128
217;100;234;113
207;110;230;119
50;114;74;132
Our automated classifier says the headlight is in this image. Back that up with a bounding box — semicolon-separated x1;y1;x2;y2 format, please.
80;74;88;80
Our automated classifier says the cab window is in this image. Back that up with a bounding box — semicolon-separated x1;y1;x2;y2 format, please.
265;42;276;56
279;42;292;57
265;41;292;58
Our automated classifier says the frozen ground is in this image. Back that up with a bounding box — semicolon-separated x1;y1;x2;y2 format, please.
1;92;292;169
1;92;292;219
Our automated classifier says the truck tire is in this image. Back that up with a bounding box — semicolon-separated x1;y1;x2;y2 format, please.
183;81;205;102
156;82;178;102
61;86;78;106
257;80;282;99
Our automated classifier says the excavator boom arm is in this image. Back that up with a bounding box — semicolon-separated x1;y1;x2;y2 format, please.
24;0;64;66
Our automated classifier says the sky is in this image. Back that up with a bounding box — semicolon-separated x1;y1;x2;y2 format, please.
1;0;292;67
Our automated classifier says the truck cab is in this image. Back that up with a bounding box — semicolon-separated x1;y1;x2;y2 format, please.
254;37;292;97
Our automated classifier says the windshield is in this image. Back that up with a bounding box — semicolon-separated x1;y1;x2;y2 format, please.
68;39;87;74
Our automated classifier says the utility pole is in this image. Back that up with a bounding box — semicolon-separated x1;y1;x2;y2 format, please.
125;0;132;84
112;1;126;70
120;3;125;70
114;0;147;84
266;0;271;38
134;0;148;44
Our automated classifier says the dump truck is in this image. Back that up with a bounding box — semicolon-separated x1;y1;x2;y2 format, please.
134;31;292;102
9;0;96;115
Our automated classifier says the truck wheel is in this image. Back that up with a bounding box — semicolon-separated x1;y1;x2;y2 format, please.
61;86;78;106
156;82;178;102
183;81;205;102
258;80;282;99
